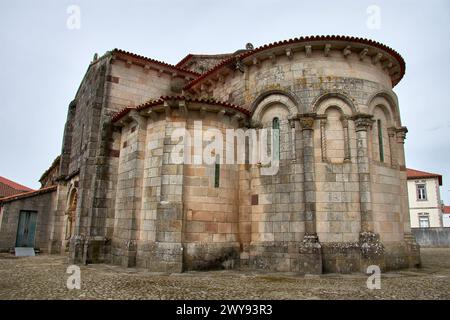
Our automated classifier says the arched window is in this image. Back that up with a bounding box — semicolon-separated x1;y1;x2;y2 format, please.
372;106;392;164
272;117;280;160
377;119;384;162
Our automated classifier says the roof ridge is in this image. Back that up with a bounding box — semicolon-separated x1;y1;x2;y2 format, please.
112;49;201;76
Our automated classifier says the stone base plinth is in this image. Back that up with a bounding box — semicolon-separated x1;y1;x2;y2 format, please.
69;236;110;265
247;238;323;274
135;242;183;273
183;242;240;271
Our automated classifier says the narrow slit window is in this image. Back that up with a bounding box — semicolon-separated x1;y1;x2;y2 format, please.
214;154;220;188
377;119;384;162
273;117;280;161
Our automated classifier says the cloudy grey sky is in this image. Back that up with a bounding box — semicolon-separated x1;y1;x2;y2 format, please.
0;0;449;202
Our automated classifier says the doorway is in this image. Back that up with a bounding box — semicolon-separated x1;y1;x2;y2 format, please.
15;210;37;247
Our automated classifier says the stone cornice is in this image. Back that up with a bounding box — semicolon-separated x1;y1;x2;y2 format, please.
184;35;405;92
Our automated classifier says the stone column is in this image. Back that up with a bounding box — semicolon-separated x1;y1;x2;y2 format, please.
297;113;321;274
353;114;385;270
387;127;397;168
341;117;351;162
319;118;327;162
396;126;420;267
299;114;318;240
353;114;374;233
395;127;411;235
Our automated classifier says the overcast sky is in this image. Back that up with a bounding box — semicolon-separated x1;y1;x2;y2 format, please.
0;0;449;203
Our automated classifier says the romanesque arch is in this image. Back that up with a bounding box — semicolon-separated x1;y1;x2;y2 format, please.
312;92;358;115
251;91;300;123
367;90;400;127
314;95;355;163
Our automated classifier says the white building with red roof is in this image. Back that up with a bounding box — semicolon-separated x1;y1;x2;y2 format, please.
407;168;444;228
443;206;450;228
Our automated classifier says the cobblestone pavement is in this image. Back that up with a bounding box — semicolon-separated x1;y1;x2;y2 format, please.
0;248;449;300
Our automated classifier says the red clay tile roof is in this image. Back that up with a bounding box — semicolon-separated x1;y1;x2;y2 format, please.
443;206;450;214
175;54;194;68
0;176;34;198
184;35;406;90
112;49;200;77
407;168;442;186
112;95;250;123
0;185;57;204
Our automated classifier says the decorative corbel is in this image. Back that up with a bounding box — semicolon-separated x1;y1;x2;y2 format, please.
179;100;188;116
199;106;207;118
383;60;393;71
359;48;369;61
324;44;331;57
285;48;293;60
343;46;352;58
164;101;171;117
217;109;226;121
372;53;383;65
305;45;312;58
269;54;276;65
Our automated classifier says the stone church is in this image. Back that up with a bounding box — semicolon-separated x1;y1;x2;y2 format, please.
0;35;420;273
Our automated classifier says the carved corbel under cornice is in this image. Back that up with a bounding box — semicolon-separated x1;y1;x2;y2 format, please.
359;48;369;60
139;108;157;121
285;48;293;60
164;101;171;117
216;109;226;121
342;46;352;58
324;44;331;57
268;53;276;65
372;53;383;65
305;45;312;58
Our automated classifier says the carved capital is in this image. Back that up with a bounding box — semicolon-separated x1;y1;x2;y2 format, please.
387;127;396;138
396;126;408;143
352;114;373;132
249;119;262;129
299;113;316;130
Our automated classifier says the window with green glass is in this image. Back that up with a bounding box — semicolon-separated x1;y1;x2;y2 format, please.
272;117;280;161
214;154;220;188
377;119;384;162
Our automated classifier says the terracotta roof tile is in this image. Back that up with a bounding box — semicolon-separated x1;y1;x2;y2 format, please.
407;168;442;186
0;176;34;198
112;49;200;77
112;95;250;123
0;185;56;204
184;35;406;90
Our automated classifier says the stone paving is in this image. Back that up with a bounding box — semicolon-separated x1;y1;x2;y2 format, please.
0;248;449;300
